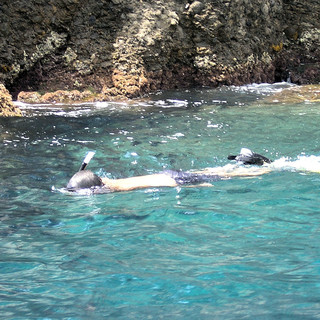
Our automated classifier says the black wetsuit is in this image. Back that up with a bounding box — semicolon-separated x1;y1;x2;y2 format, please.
163;170;221;185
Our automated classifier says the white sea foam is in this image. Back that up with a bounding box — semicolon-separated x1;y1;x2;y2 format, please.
237;82;296;95
271;155;320;173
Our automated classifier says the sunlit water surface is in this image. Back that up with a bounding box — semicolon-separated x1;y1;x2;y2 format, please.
1;83;320;319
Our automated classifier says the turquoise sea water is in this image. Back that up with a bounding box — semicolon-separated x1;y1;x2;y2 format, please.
1;83;320;319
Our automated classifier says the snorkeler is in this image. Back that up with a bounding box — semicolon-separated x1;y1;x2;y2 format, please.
65;148;272;194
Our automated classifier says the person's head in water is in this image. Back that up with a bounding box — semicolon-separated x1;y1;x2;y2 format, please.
67;170;103;190
228;148;272;166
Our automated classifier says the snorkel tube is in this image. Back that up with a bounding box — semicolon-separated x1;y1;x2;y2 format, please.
79;151;96;171
67;151;103;190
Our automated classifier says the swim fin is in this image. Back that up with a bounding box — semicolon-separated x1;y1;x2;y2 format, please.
228;148;272;165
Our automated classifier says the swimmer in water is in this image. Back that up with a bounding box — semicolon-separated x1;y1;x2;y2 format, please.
65;148;272;194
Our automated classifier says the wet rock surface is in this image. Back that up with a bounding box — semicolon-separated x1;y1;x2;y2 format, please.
0;84;22;116
0;0;319;102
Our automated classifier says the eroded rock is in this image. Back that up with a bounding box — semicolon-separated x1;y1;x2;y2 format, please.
0;0;318;101
0;84;22;117
18;89;95;104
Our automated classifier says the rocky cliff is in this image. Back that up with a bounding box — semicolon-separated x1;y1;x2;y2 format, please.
0;0;319;104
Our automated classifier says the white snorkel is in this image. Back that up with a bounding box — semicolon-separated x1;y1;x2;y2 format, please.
79;151;96;171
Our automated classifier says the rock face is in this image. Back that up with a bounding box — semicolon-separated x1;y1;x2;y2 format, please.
0;0;319;101
0;84;22;116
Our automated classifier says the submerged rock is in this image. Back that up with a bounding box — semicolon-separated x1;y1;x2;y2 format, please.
266;84;320;104
0;84;22;117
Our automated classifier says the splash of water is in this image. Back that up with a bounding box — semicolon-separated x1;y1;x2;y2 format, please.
271;154;320;173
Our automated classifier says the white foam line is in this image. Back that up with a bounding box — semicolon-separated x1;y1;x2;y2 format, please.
271;155;320;173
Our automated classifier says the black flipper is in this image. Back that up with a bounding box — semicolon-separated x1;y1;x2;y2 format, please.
228;148;272;166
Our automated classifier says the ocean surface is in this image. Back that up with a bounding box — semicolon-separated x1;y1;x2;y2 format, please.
1;83;320;319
